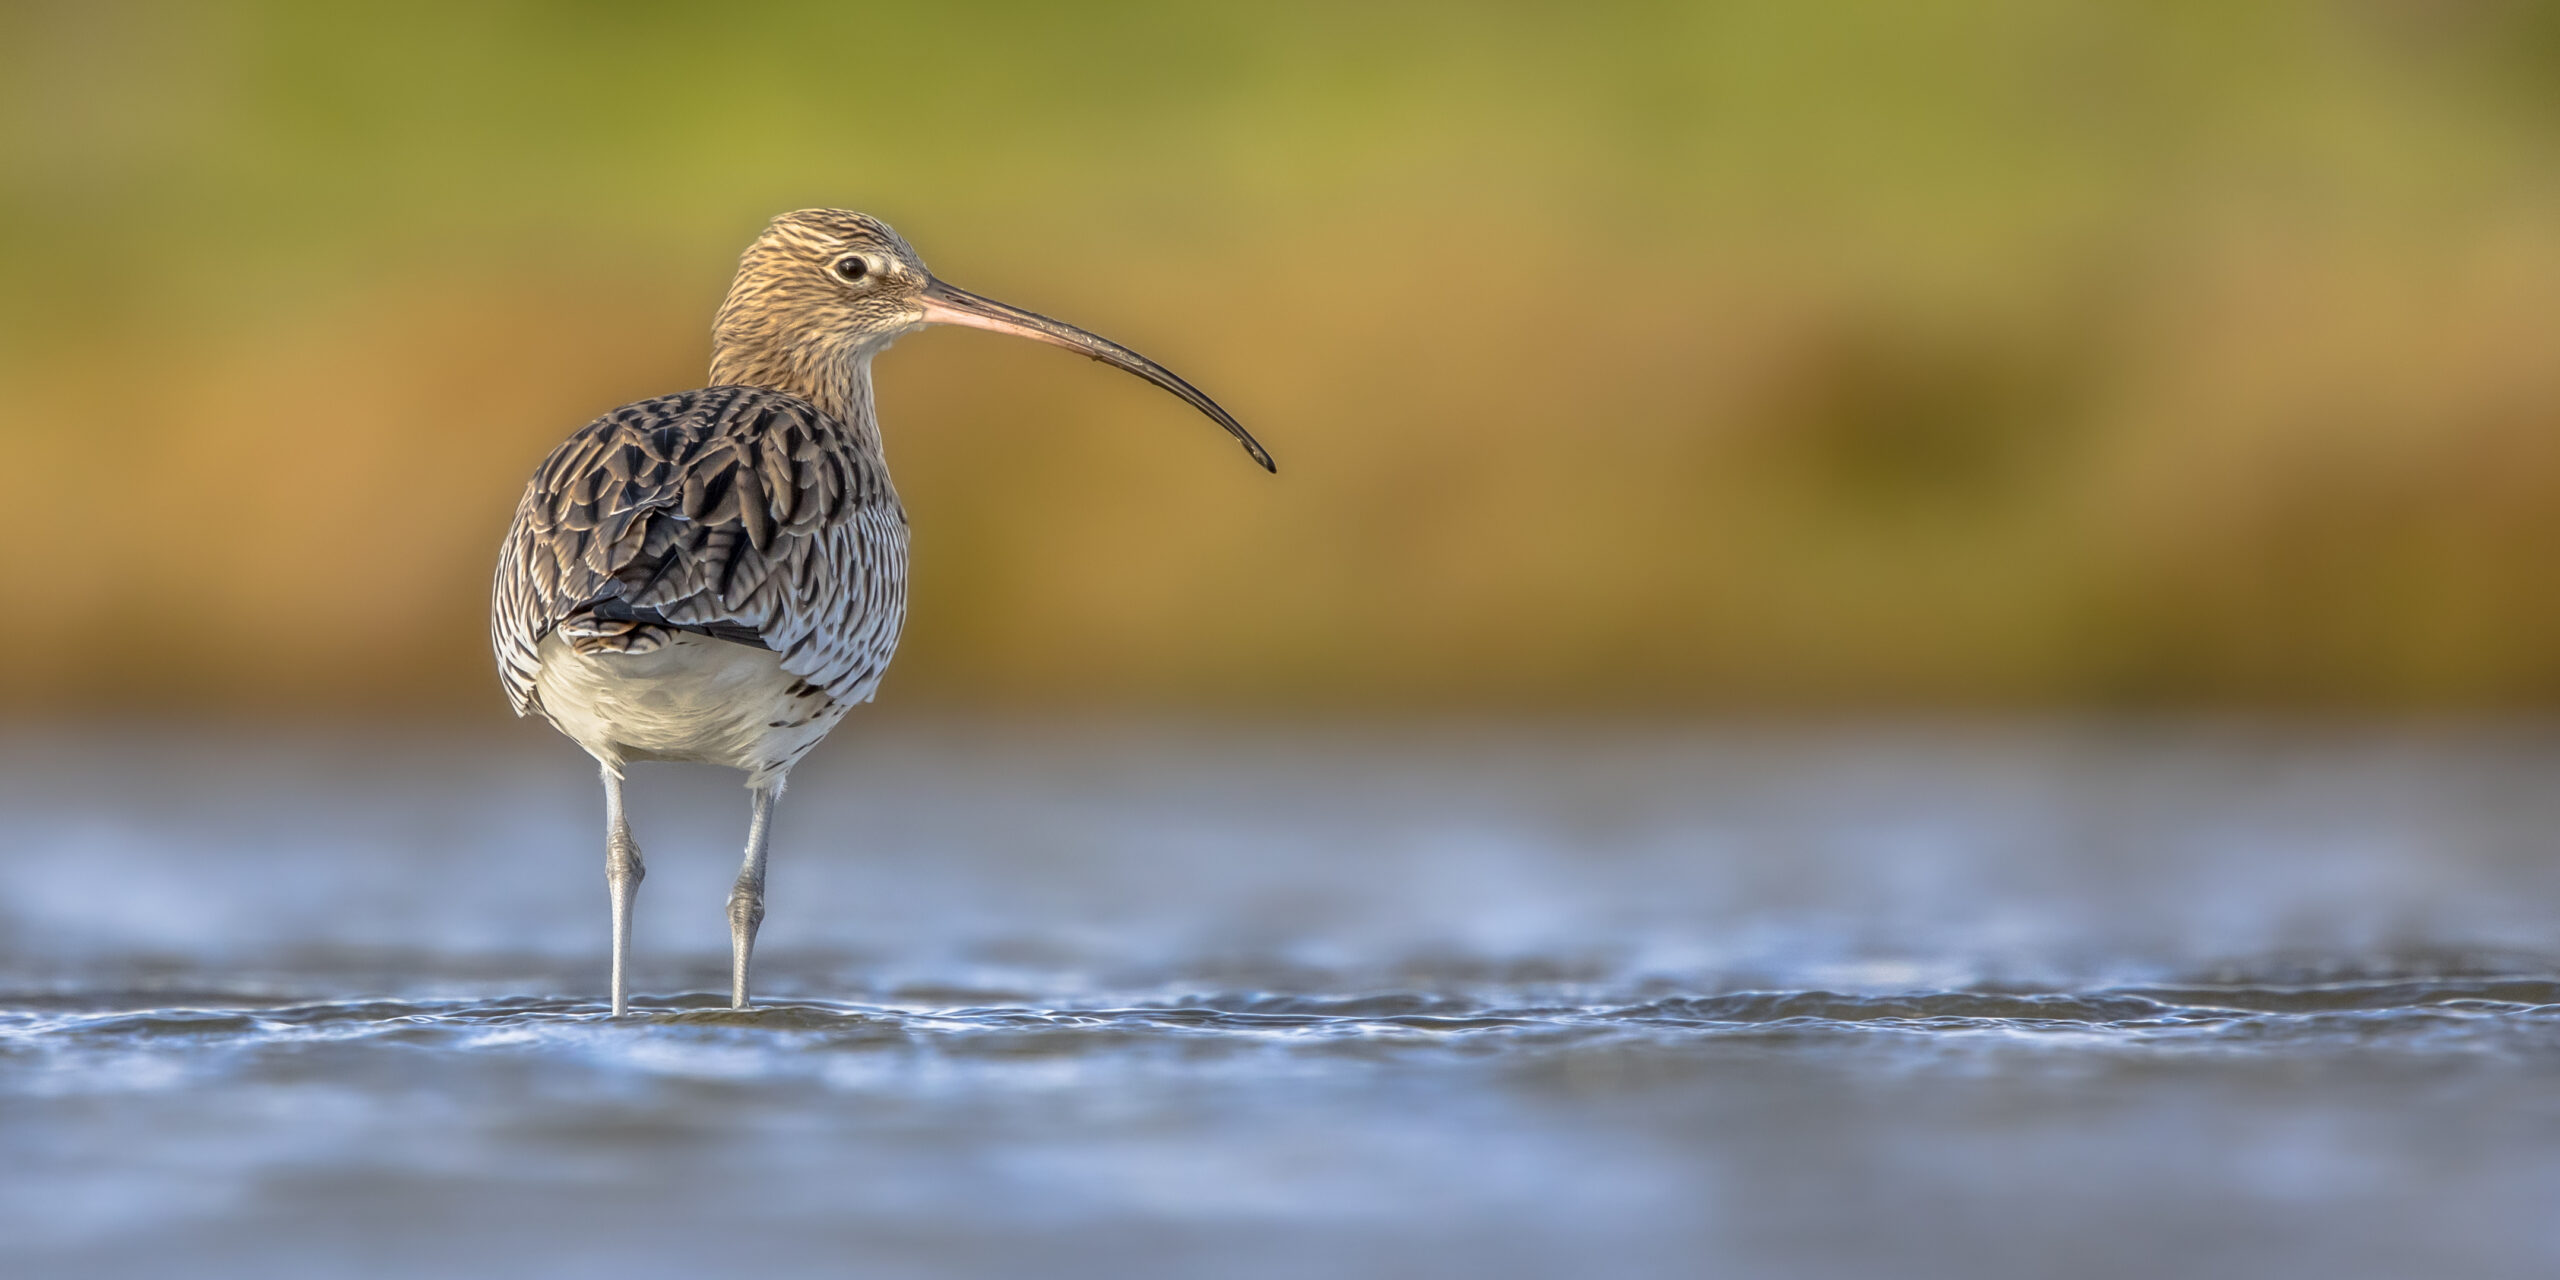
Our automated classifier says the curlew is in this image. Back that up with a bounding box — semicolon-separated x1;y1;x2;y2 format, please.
493;210;1272;1015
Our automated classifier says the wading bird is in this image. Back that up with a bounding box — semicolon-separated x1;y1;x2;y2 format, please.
493;210;1273;1014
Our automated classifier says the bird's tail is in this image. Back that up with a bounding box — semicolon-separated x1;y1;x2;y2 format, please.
556;608;675;657
556;597;772;655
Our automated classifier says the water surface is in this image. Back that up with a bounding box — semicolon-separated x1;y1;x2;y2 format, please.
4;722;2558;1278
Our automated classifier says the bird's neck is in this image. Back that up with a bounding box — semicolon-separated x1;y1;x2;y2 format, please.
708;341;884;455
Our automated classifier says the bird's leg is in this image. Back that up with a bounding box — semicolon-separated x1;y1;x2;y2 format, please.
603;767;644;1017
728;783;778;1009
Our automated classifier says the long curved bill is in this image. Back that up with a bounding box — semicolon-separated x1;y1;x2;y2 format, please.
918;278;1276;473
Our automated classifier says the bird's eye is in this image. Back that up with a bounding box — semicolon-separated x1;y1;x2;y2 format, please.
832;256;870;283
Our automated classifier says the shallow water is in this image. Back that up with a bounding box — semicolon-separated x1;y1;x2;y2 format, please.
4;721;2558;1278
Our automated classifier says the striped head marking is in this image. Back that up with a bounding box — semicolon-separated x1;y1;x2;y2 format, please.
709;208;1276;472
713;210;936;369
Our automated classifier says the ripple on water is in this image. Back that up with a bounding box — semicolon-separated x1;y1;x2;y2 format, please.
4;975;2557;1095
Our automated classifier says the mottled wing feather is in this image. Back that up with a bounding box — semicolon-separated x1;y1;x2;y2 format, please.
492;386;907;717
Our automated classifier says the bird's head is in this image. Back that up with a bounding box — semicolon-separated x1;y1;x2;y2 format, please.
711;208;1272;471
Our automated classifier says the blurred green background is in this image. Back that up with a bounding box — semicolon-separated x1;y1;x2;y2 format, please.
5;0;2559;714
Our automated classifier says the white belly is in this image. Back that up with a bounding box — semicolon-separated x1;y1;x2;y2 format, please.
532;631;851;782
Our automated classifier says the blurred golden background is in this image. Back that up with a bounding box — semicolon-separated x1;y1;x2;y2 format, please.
6;1;2560;715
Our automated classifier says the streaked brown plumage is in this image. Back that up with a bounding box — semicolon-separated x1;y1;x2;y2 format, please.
490;209;1272;1014
495;385;906;751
